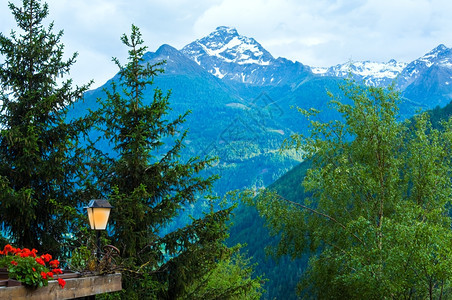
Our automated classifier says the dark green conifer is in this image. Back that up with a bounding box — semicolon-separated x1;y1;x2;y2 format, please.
89;25;261;299
0;0;91;252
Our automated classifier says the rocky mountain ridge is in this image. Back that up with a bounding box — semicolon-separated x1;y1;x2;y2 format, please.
311;59;407;86
181;26;311;86
180;26;452;108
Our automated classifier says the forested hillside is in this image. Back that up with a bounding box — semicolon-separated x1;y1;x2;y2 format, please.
236;89;452;298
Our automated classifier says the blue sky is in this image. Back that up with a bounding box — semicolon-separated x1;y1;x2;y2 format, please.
1;0;452;88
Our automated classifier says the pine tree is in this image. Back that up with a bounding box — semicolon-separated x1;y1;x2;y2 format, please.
89;25;261;299
0;0;91;253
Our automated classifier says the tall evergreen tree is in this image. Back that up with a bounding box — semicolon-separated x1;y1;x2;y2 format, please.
0;0;91;253
89;25;261;299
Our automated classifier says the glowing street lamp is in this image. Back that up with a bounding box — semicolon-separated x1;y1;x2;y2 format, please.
85;199;113;261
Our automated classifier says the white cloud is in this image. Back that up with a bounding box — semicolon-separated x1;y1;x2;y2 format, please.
194;0;452;66
2;0;452;87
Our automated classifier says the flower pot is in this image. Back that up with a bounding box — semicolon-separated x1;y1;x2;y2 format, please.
0;268;21;287
0;268;8;280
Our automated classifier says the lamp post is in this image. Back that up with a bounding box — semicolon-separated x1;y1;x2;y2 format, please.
85;199;113;261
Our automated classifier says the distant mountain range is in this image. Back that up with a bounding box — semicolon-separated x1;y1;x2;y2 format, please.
77;26;452;299
313;44;452;107
180;26;452;108
311;59;407;86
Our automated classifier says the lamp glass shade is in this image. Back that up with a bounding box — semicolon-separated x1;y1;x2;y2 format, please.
87;207;95;229
87;207;111;230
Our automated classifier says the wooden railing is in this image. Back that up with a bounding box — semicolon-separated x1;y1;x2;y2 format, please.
0;272;121;299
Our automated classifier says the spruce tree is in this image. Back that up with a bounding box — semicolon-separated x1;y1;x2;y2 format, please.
89;25;260;299
0;0;91;253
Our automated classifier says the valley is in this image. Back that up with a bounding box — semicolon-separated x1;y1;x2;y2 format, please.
77;26;452;298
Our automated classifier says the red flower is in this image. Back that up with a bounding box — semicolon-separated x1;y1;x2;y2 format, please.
19;248;31;258
46;272;53;278
35;257;45;266
10;260;17;266
41;254;52;263
32;267;36;272
52;268;63;274
58;278;66;289
49;259;59;268
40;271;47;280
30;249;38;258
3;244;13;255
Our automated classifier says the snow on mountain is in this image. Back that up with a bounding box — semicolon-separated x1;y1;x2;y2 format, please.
309;44;452;107
398;44;452;89
180;26;310;85
181;26;273;67
398;44;452;107
178;26;452;107
311;59;407;86
310;44;452;91
418;44;451;66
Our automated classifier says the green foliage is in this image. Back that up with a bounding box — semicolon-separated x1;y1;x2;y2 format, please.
428;101;452;129
88;25;262;299
185;252;265;299
0;0;91;253
252;80;452;298
0;244;64;289
7;256;47;288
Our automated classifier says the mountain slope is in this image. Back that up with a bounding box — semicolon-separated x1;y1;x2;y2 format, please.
398;44;452;89
78;43;304;198
72;27;452;299
245;99;452;298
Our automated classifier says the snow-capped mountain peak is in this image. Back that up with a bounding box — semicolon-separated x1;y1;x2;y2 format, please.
179;26;300;85
181;26;274;66
422;44;448;59
417;44;451;67
396;44;452;89
180;27;452;99
311;59;407;86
